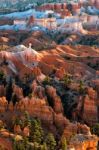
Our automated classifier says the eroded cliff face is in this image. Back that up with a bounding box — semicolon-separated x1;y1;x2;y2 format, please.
0;43;98;149
0;95;98;150
76;87;98;126
0;44;98;123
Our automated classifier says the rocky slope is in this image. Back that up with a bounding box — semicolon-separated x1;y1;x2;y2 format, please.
0;42;98;149
0;0;99;149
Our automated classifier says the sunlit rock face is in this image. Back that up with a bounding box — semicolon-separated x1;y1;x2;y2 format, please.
82;95;98;125
0;44;39;76
46;85;64;114
12;44;38;65
68;134;98;150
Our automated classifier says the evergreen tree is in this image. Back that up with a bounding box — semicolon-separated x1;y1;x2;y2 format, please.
23;137;29;149
24;111;31;127
61;136;67;150
6;77;13;102
41;143;48;150
13;140;25;150
63;74;72;88
29;119;44;144
79;80;85;94
33;142;39;150
14;137;31;150
14;117;20;126
0;71;4;80
43;76;51;86
46;133;56;150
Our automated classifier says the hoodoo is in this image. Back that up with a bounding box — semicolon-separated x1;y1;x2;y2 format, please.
0;0;98;150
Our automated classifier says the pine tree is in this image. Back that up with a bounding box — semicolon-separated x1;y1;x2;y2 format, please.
13;140;17;150
33;142;39;150
41;143;48;150
79;80;85;94
24;111;31;127
61;136;67;150
23;137;29;149
14;117;20;125
43;76;51;86
63;74;72;88
6;77;13;102
29;119;44;144
13;140;25;150
46;133;56;150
